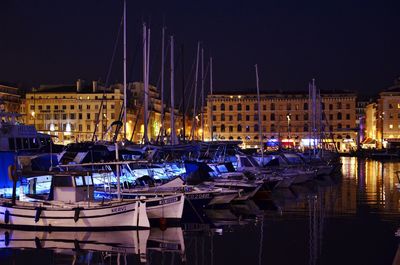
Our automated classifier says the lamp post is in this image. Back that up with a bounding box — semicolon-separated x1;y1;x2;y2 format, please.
286;113;291;139
379;112;384;149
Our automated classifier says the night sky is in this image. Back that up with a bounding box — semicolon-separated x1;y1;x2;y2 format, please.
1;0;400;98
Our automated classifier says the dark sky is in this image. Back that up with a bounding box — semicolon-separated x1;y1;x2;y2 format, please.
1;0;400;97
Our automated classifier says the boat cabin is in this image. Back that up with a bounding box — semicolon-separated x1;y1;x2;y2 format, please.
51;173;95;203
0;112;52;152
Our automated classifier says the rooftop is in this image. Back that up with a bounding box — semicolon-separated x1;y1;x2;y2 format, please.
211;89;356;96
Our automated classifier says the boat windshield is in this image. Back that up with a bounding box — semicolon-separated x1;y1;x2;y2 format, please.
240;157;254;167
216;165;229;173
248;156;260;167
283;154;303;164
74;176;84;186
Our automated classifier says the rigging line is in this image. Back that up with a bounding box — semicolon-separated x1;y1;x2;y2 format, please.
177;48;196;109
92;13;123;141
129;23;150;144
128;37;142;84
129;100;143;142
155;40;171;94
154;40;172;140
184;71;197;117
149;36;162;86
194;60;210;119
106;14;124;86
186;56;210;124
187;77;198;140
177;52;197;110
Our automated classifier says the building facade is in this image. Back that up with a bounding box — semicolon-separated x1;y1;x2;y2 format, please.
129;82;190;143
21;80;189;145
363;102;377;148
22;80;128;144
375;77;400;148
205;90;357;152
0;84;21;113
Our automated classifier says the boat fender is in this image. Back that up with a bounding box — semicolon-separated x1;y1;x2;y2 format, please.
159;218;167;231
7;165;17;182
34;237;42;249
73;207;83;222
74;239;80;251
34;207;44;223
4;210;10;224
4;231;9;246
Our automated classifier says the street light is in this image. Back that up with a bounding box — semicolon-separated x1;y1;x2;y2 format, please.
286;113;291;138
379;112;384;149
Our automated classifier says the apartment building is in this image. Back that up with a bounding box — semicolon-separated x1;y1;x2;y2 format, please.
206;90;357;152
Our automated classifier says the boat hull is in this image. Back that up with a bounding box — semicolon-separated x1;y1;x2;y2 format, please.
95;193;185;221
0;200;150;231
145;194;185;220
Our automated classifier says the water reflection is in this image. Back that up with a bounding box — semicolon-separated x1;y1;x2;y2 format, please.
1;157;400;265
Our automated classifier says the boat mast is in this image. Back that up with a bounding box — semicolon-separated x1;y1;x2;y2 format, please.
170;36;176;145
143;23;149;143
209;57;213;141
146;27;151;141
312;78;316;155
255;64;263;160
308;82;312;155
123;0;127;140
201;47;205;142
160;26;166;142
181;44;186;142
191;42;200;140
115;142;120;200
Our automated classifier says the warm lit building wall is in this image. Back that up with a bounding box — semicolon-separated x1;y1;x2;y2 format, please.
128;82;190;143
205;91;357;150
22;80;125;144
365;103;377;140
377;95;400;140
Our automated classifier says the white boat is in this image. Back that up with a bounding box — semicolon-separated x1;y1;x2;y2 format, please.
0;198;149;230
144;193;185;221
0;173;150;230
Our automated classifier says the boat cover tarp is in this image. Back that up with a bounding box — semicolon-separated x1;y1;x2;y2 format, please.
0;152;17;189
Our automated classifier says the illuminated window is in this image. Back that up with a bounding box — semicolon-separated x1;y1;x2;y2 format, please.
397;104;400;109
389;124;393;129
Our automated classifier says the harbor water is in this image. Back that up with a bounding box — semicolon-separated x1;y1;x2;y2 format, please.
1;157;399;265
